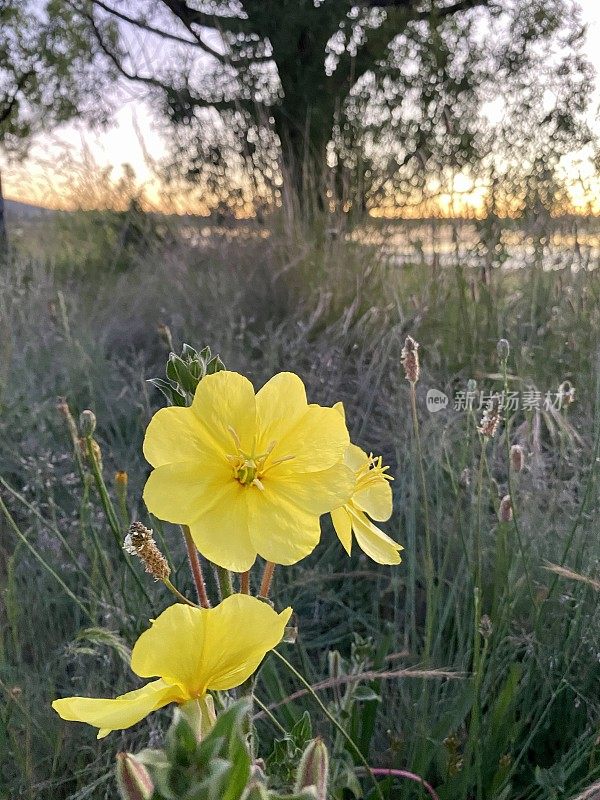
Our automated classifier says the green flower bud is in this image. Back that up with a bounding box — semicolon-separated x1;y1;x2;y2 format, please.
116;752;154;800
79;410;97;437
294;738;329;800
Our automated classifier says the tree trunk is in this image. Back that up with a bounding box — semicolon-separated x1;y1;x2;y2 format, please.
0;169;7;251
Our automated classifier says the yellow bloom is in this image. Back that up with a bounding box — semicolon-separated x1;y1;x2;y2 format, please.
52;595;291;739
330;404;402;565
142;371;353;571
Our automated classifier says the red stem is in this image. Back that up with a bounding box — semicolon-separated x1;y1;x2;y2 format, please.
182;526;211;608
369;768;439;800
259;561;275;598
240;571;250;594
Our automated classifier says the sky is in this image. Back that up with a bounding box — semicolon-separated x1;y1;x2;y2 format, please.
5;0;600;213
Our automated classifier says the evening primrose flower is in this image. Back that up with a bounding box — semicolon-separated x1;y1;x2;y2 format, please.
52;595;291;739
142;371;354;572
330;404;402;565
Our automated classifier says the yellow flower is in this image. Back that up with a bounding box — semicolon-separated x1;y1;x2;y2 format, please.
142;371;353;572
330;404;402;565
52;595;291;739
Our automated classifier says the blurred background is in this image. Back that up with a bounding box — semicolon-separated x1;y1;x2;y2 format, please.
3;2;600;799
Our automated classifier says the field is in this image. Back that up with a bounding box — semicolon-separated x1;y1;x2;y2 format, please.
2;208;600;800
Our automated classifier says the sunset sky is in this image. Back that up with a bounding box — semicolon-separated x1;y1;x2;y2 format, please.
5;1;600;214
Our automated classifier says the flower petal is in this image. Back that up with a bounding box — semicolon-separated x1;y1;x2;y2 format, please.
202;595;292;691
131;604;209;693
188;480;257;572
143;460;233;525
130;597;291;698
331;506;352;555
143;406;215;468
191;371;257;456
255;372;309;450
247;486;322;565
344;443;369;472
354;479;393;522
52;679;182;739
267;464;354;515
272;404;350;474
349;507;403;565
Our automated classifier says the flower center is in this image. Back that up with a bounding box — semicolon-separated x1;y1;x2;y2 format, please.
226;427;295;490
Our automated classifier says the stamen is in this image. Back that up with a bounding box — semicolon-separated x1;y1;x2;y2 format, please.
252;477;265;491
228;425;241;448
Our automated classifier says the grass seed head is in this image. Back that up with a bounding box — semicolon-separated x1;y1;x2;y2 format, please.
124;521;170;581
401;335;420;384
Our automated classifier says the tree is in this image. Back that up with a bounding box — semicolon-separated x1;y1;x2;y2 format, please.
0;0;114;244
62;0;592;216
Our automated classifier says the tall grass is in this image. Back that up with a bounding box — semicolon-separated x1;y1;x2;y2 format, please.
1;210;600;799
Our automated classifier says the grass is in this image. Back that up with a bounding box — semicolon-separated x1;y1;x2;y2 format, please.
1;209;600;799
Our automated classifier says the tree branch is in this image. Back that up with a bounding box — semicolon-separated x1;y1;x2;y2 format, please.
0;72;33;125
362;0;490;17
87;0;228;63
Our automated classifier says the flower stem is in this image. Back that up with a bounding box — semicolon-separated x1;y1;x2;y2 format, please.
216;565;234;599
259;561;276;598
181;525;211;608
272;650;385;800
240;571;250;594
409;382;434;663
85;436;154;608
163;578;198;607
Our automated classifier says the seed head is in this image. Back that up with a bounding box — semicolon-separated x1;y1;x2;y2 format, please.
124;522;170;581
79;409;97;437
479;614;493;640
558;381;576;408
401;336;420;384
510;444;525;473
496;338;510;362
499;494;513;523
478;396;502;438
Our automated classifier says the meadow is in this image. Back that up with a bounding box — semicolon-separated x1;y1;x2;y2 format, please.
2;206;600;800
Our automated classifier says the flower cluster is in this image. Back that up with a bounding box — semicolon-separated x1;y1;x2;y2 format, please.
52;368;402;744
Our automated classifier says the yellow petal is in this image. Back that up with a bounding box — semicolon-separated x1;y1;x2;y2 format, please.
273;404;350;475
188;480;257;572
143;459;233;525
202;595;292;691
349;507;403;565
131;597;291;697
191;371;257;456
52;679;182;739
333;401;346;421
131;604;210;694
266;464;354;515
143;406;216;468
331;506;352;555
354;479;393;522
247;486;322;565
255;372;309;451
344;443;369;472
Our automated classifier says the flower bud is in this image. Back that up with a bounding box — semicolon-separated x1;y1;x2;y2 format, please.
510;445;525;473
295;738;329;800
79;410;97;437
499;494;513;523
496;338;510;362
116;752;154;800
